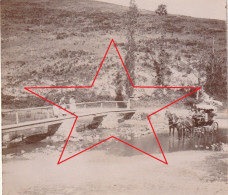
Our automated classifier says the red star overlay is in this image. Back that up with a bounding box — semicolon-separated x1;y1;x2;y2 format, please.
25;39;200;165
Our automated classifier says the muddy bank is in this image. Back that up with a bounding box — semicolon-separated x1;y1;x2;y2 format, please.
2;148;228;195
3;111;227;160
2;111;228;195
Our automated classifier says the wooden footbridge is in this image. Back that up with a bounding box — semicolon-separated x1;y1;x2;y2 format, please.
2;101;136;145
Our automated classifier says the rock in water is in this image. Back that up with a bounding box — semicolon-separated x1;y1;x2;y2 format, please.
55;119;77;138
3;134;11;142
100;113;119;129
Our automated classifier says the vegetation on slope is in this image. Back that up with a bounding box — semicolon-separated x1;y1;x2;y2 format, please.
1;0;226;108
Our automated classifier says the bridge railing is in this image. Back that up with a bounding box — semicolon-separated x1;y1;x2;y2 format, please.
2;101;129;126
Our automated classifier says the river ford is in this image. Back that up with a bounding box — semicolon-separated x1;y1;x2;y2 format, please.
2;111;228;195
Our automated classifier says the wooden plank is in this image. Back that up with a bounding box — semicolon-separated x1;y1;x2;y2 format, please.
2;120;64;134
2;101;129;113
2;109;136;133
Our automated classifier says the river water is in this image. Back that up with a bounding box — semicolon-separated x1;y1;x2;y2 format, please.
3;126;227;159
2;117;227;195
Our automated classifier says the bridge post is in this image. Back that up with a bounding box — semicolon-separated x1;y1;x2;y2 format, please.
15;112;19;124
127;96;134;109
47;108;50;119
127;99;131;109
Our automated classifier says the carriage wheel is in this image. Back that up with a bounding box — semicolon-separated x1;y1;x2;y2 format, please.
193;128;198;138
186;128;191;138
211;122;219;143
177;128;183;140
212;122;219;134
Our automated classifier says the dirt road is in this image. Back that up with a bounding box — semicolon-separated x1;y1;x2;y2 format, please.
2;145;228;195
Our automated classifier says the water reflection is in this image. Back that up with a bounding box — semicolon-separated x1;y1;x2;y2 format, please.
3;128;226;157
91;132;223;157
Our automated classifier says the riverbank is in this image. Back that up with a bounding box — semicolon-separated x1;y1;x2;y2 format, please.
2;109;227;195
2;148;228;195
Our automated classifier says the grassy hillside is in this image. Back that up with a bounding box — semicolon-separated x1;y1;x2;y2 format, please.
1;0;226;108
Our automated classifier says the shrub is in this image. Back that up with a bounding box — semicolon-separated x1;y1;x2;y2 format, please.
155;4;167;16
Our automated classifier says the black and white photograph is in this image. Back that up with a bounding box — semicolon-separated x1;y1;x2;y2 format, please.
1;0;227;194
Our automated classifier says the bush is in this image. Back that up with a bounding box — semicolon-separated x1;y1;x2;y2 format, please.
155;4;167;16
56;33;68;40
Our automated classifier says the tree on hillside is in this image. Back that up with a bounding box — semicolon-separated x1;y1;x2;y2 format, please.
155;4;168;39
204;52;227;100
152;4;169;87
154;49;170;86
190;49;227;101
190;57;207;99
115;71;126;107
124;0;138;98
155;4;167;16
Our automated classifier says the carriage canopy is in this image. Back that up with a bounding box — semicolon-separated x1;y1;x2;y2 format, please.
195;103;216;111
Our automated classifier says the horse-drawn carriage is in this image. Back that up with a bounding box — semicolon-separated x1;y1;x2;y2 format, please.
166;104;219;140
191;104;219;138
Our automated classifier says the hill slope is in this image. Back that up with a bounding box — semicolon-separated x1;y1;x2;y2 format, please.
1;0;226;108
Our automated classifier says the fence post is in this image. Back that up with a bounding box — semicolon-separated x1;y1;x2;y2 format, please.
84;104;86;109
127;98;131;109
15;112;19;124
101;102;103;108
116;102;118;108
47;108;50;119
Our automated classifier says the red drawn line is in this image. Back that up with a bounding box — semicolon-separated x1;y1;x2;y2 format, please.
25;39;200;165
58;136;114;164
91;39;114;87
26;86;92;89
134;86;200;89
25;87;77;117
112;40;135;87
148;88;201;117
112;136;167;164
147;118;168;164
58;117;78;164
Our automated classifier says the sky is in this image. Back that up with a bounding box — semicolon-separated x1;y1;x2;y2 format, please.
95;0;226;20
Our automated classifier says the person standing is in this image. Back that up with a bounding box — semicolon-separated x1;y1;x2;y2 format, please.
69;96;77;114
53;97;62;118
59;97;67;116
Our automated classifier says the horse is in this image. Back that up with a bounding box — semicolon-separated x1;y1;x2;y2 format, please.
165;110;196;139
177;117;195;139
165;110;180;136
